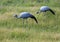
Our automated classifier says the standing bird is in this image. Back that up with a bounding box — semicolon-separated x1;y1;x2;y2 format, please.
37;6;55;15
13;12;38;25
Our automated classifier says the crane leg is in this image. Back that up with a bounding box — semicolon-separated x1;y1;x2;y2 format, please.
25;19;28;28
22;19;24;28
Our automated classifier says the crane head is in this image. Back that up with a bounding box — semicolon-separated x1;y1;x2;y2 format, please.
36;11;39;14
13;14;18;18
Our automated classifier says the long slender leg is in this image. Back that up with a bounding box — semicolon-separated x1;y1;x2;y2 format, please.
22;19;24;28
25;19;28;28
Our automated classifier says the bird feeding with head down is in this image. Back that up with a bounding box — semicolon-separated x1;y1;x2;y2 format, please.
36;6;55;15
13;12;38;25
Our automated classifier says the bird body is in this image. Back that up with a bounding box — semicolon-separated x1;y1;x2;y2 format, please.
14;12;38;23
18;12;33;19
37;6;55;15
40;6;50;12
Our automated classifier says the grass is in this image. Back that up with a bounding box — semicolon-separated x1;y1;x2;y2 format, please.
0;28;60;42
0;0;60;42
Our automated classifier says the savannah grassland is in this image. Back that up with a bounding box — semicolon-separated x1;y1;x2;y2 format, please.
0;0;60;42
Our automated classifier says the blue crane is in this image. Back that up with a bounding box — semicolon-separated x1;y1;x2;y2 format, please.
13;12;38;27
36;6;55;15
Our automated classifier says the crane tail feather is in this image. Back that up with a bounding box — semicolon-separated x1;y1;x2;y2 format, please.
49;9;55;15
30;15;38;24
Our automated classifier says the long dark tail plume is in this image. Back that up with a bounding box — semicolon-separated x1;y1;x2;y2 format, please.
30;15;38;24
49;9;55;15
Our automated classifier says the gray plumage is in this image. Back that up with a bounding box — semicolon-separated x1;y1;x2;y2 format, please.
37;6;55;15
13;12;38;23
